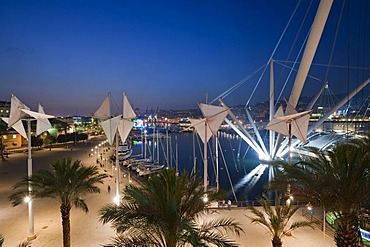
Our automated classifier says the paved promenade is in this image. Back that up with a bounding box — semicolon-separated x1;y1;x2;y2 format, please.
0;137;335;246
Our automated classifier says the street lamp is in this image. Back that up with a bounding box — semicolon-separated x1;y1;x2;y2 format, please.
306;202;314;221
286;195;294;206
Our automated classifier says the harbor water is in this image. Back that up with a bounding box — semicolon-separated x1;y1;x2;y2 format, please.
131;131;269;202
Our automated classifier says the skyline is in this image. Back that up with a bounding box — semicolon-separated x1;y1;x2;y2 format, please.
0;0;369;116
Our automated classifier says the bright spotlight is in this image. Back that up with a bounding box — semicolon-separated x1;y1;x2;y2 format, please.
113;196;120;205
258;153;271;162
24;196;31;203
203;195;208;203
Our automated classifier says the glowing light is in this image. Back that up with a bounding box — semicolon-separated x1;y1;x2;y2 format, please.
258;154;271;161
24;196;31;203
203;195;208;203
113;196;120;205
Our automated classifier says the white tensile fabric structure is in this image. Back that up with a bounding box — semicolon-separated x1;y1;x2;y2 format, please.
190;103;230;192
8;94;30;128
118;94;136;143
191;103;230;144
189;118;211;144
2;95;53;139
35;104;53;136
93;93;111;119
94;93;136;146
100;115;121;145
1;118;27;139
266;104;311;144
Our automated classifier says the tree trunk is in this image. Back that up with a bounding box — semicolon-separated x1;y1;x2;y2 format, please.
0;138;4;161
335;214;360;247
61;204;71;247
272;236;282;247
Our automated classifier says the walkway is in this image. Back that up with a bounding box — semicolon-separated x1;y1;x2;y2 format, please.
0;137;335;246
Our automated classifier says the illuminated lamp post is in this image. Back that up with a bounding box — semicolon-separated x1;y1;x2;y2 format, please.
2;95;53;240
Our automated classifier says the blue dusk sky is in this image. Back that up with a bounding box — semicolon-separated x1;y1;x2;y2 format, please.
0;0;369;116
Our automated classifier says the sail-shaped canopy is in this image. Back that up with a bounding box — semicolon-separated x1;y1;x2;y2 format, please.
101;115;121;145
1;118;27;140
94;93;111;119
123;94;136;119
118;119;135;144
20;108;54;120
117;93;136;143
36;104;52;136
8;94;30;128
189;118;213;144
199;103;229;135
266;110;311;143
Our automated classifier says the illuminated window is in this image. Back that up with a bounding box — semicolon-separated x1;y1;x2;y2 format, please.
13;134;16;139
3;135;7;140
0;110;3;113
6;110;9;113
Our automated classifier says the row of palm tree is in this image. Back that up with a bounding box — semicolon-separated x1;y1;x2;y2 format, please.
6;134;369;246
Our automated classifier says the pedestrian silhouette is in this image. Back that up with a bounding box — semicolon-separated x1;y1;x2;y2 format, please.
107;185;111;193
227;200;231;210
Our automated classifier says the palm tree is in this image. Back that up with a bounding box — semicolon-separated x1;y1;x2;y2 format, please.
272;140;370;246
0;234;4;247
248;194;313;247
99;168;242;247
9;157;107;247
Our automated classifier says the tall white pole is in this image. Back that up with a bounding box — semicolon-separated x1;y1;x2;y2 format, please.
215;134;219;192
115;133;120;204
156;129;159;164
288;0;333;108
144;132;147;160
166;121;169;167
192;132;196;174
204;122;208;192
27;119;35;240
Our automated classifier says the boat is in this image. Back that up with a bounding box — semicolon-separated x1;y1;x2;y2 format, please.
117;142;132;161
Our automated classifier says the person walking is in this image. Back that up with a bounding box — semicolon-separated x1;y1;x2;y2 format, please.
227;200;231;210
108;185;111;193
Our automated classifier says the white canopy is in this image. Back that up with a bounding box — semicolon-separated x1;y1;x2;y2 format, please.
189;118;212;144
8;94;30;128
199;103;229;136
1;117;28;140
95;93;136;145
117;93;136;143
94;93;111;119
36;104;53;136
266;110;311;143
118;119;135;144
20;108;54;120
100;115;121;145
123;94;136;119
